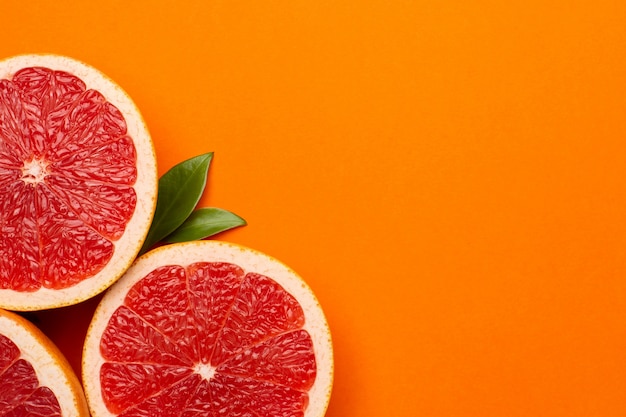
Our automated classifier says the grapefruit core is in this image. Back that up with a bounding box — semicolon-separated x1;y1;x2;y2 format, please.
0;54;157;311
83;240;333;417
0;307;90;416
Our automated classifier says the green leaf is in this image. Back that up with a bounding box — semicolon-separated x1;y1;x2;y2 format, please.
164;207;247;243
139;152;213;255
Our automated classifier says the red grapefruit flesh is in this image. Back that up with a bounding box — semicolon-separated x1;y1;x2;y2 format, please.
0;308;90;416
83;241;333;417
0;54;157;311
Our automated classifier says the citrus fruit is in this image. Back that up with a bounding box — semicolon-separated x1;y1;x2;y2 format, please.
0;307;90;416
0;54;157;311
82;240;333;417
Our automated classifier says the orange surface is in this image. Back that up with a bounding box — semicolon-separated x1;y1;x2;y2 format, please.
2;1;626;415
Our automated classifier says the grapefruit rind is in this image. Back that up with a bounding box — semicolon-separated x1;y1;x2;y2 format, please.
0;308;90;416
0;54;157;311
83;240;333;417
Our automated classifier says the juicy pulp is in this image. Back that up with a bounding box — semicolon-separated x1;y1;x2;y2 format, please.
99;262;317;417
0;333;62;416
0;66;138;291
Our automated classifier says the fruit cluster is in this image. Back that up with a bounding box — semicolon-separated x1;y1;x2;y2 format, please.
0;55;332;417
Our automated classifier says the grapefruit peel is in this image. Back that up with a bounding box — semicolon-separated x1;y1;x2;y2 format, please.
82;240;333;417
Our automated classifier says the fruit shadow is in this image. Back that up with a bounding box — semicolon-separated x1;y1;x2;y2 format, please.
321;313;357;417
20;293;104;380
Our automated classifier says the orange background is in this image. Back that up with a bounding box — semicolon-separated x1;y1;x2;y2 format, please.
3;0;626;415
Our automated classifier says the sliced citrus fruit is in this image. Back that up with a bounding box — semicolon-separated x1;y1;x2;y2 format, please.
0;307;90;416
0;54;157;311
83;240;333;417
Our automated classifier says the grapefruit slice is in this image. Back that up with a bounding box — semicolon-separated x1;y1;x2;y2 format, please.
0;54;157;311
83;241;333;417
0;307;90;416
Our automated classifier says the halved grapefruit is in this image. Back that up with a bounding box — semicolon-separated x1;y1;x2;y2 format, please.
0;54;157;311
83;240;333;417
0;307;90;416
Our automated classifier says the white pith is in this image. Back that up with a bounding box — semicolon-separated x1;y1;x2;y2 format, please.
0;54;158;311
0;310;89;416
21;157;50;184
194;362;217;381
83;240;334;417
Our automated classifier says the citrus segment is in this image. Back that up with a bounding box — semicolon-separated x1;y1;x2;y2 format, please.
83;241;333;417
210;272;307;365
217;329;316;390
122;265;198;363
0;354;62;417
186;262;244;364
0;308;90;416
0;54;157;310
100;306;192;367
100;363;193;414
0;332;20;370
